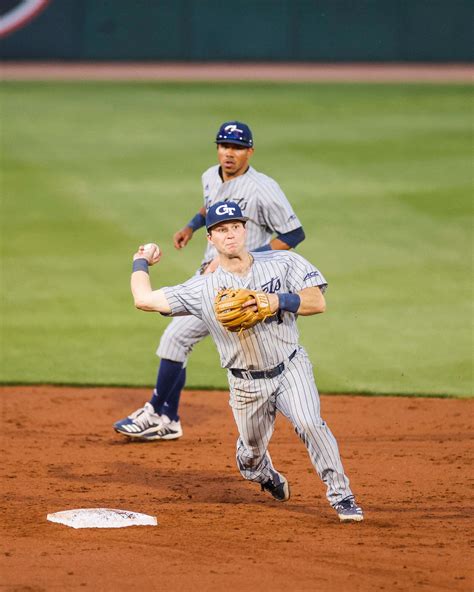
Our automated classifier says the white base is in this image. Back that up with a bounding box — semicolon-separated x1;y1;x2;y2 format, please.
47;508;158;529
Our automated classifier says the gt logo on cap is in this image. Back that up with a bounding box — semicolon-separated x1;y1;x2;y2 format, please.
216;204;236;216
206;200;248;230
224;124;243;134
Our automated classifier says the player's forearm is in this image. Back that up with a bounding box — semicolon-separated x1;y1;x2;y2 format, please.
131;268;171;314
270;286;325;316
296;287;326;316
186;207;207;232
269;237;291;250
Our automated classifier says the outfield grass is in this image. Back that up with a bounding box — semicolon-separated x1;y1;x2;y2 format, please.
1;82;472;396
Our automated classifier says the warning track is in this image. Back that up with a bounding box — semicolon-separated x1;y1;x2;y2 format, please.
1;61;472;82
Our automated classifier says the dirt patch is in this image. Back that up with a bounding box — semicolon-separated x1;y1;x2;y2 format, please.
1;61;472;82
1;385;472;591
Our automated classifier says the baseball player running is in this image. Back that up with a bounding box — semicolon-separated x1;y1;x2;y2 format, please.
128;201;364;522
114;121;305;440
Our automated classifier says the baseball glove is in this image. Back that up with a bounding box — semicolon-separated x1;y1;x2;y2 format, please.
214;288;276;333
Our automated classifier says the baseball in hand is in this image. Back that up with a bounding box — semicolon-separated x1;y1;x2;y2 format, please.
143;243;160;256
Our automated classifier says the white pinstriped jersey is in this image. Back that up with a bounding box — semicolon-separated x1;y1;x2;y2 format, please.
162;251;327;370
201;166;302;265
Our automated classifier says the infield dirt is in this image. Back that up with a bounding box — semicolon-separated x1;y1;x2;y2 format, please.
1;386;472;591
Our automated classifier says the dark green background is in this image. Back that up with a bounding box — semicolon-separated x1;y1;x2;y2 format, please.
1;0;472;62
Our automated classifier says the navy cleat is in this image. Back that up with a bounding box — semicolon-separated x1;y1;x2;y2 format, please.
114;402;166;440
334;496;364;522
260;470;290;502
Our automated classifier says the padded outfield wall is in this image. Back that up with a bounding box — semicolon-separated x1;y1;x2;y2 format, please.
1;0;472;62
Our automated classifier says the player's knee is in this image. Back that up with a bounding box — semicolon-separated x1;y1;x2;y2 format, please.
294;418;325;436
159;331;183;351
158;332;193;360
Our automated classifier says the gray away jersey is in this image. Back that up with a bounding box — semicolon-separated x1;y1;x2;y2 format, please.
201;165;302;264
162;250;327;370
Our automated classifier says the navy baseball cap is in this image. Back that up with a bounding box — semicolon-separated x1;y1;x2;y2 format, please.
206;201;248;231
215;121;253;148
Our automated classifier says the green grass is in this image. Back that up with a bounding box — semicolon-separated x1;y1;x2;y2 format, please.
1;82;472;396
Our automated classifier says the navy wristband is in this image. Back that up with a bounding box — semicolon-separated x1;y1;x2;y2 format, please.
187;213;206;232
132;258;149;273
278;293;300;313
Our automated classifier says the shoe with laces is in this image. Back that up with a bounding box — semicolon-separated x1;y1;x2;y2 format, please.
260;470;290;502
150;414;183;441
113;402;164;440
334;496;364;522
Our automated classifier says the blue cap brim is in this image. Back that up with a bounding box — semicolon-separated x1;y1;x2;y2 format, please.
215;139;252;147
206;216;248;231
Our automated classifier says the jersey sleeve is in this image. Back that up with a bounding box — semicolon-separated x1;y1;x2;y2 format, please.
161;275;205;318
257;178;303;235
284;252;328;294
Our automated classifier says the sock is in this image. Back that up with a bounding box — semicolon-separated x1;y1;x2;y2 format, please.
150;359;185;420
161;367;186;422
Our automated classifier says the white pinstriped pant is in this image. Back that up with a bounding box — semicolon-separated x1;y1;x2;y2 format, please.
157;316;209;364
228;347;353;506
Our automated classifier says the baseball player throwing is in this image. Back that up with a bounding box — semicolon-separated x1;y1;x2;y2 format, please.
128;201;364;522
114;121;305;440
